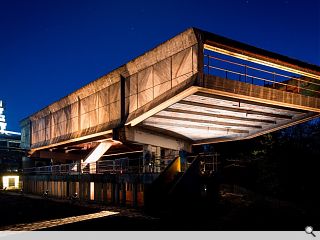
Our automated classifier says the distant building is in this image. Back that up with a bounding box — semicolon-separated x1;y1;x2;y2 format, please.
0;100;24;189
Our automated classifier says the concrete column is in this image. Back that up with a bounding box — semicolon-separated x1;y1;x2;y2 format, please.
133;183;138;207
103;183;107;203
66;181;70;197
155;146;161;173
143;145;152;173
121;182;126;206
80;159;84;174
89;162;96;174
114;183;119;205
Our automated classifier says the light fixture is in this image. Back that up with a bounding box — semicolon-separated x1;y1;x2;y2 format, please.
2;176;19;189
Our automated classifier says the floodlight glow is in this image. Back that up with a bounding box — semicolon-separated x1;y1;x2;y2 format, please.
90;182;94;200
84;141;113;164
2;176;19;189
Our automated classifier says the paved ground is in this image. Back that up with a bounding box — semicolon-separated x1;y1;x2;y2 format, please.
0;190;317;231
0;210;119;231
0;191;97;228
0;191;158;231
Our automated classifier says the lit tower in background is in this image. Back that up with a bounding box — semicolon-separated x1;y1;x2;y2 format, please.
0;100;22;190
0;100;7;132
0;100;20;135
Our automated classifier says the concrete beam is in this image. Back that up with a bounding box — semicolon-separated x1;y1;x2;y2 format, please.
82;140;119;173
121;126;192;153
29;130;113;153
126;86;198;127
150;115;263;129
193;92;307;114
142;121;249;134
164;108;276;124
179;100;292;119
193;112;320;145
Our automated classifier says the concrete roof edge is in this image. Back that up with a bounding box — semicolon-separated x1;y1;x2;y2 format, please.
193;27;320;73
25;27;199;121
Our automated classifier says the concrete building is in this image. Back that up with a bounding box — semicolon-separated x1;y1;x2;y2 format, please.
0;100;24;189
20;28;320;209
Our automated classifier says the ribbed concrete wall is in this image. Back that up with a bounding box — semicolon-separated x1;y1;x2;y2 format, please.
22;28;199;149
22;174;157;207
20;27;320;150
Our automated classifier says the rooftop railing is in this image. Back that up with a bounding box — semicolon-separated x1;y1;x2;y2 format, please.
204;51;320;98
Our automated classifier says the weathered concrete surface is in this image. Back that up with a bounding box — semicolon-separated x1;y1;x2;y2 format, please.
23;28;199;150
21;28;320;151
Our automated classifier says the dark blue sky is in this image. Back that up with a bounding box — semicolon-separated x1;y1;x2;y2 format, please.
1;0;319;131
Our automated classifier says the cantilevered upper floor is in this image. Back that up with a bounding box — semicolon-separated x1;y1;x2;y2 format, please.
20;28;320;152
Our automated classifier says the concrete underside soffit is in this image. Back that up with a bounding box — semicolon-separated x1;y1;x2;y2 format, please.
138;88;320;145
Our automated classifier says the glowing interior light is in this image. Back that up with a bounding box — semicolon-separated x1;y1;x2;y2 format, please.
2;176;19;189
90;182;94;201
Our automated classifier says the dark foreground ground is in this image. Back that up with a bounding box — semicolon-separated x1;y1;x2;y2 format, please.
0;190;317;231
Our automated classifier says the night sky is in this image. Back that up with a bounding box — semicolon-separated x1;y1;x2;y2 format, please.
1;0;319;132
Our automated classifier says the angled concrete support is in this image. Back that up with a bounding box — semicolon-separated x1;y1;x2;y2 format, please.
121;126;192;153
82;140;115;173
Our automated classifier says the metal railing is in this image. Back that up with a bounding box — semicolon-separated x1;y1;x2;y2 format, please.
23;156;177;175
204;53;320;98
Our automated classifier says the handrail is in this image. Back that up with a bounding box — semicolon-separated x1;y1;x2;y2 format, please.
22;156;173;175
205;64;320;96
205;54;320;87
204;53;320;97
